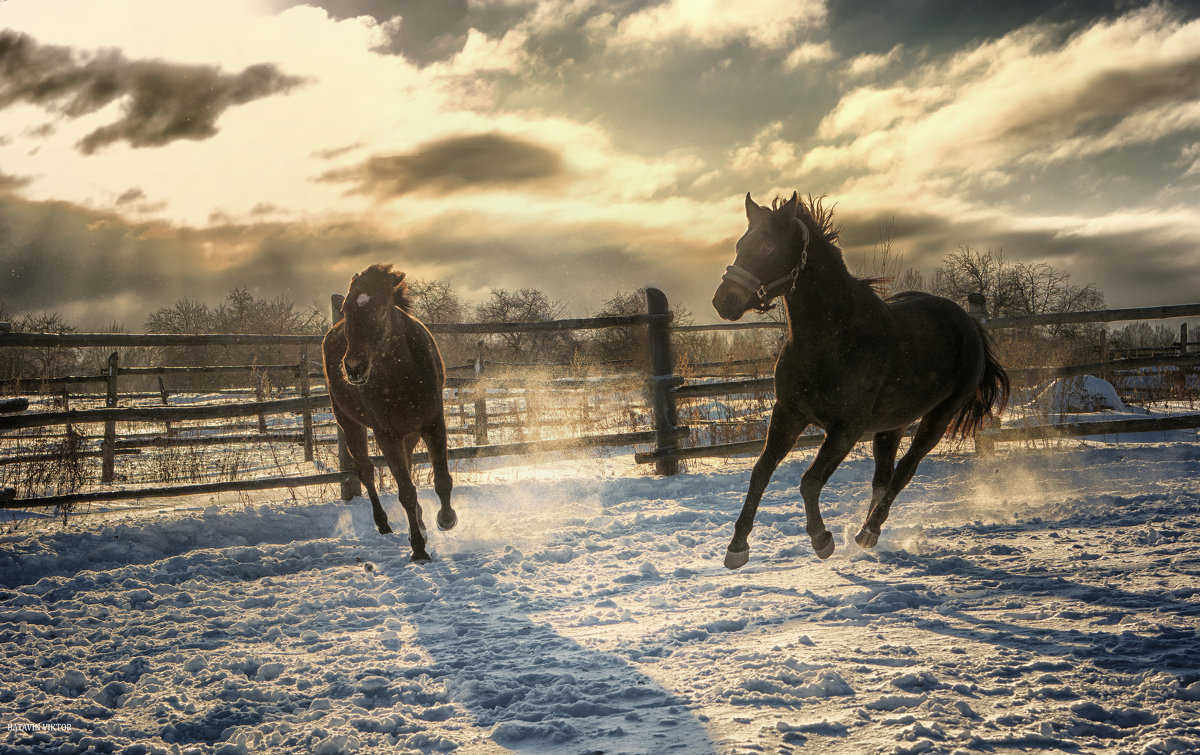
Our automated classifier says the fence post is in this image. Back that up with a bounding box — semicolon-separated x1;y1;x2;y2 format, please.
298;347;314;461
101;351;118;483
645;288;680;475
1182;323;1190;355
331;294;360;501
967;292;987;319
472;341;488;446
158;376;172;435
967;293;994;457
254;369;269;433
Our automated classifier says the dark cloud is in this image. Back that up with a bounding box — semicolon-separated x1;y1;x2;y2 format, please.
0;31;306;154
0;189;708;328
832;203;1200;310
319;133;564;197
269;0;537;64
0;194;361;326
115;188;145;205
0;170;32;194
826;0;1200;57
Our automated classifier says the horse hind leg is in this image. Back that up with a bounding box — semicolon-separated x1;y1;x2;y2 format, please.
726;405;808;569
856;427;904;548
422;417;456;531
857;409;955;548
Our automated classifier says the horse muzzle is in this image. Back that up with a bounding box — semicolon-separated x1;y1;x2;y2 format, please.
713;281;752;321
343;357;371;385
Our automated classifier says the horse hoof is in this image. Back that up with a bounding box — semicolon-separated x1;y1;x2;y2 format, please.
410;552;432;564
724;547;750;570
436;508;458;531
812;531;835;559
855;526;880;548
377;523;393;535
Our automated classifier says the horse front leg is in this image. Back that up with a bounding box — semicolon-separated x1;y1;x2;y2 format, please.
422;415;456;531
726;404;808;569
800;425;862;559
377;434;431;563
340;419;392;534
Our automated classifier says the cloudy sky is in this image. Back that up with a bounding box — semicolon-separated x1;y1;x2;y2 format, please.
2;0;1200;328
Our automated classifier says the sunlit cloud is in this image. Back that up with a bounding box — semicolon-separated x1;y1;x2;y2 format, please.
846;44;903;77
611;0;828;49
804;7;1200;185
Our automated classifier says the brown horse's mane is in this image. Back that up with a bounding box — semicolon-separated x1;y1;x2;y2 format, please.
771;193;889;294
771;193;842;245
359;263;413;312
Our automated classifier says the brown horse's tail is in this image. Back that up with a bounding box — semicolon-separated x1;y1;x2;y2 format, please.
948;320;1011;439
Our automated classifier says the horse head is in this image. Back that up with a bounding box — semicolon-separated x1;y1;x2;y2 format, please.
712;192;811;321
341;264;407;385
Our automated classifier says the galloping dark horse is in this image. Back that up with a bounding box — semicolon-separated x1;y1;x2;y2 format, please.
322;264;457;563
713;193;1009;568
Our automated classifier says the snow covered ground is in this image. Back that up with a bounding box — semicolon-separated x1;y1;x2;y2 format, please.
2;436;1200;754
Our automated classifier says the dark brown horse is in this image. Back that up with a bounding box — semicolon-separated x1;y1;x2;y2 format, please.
713;193;1009;568
322;264;457;563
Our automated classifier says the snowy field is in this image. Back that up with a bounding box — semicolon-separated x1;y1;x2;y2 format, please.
2;434;1200;754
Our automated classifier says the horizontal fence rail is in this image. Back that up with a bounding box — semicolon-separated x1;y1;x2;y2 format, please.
0;395;329;432
983;302;1200;329
0;313;670;349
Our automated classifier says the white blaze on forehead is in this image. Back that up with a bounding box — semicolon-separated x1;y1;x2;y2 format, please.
356;293;371;306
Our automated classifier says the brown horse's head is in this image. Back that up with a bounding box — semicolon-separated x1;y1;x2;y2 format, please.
340;264;408;385
713;192;810;321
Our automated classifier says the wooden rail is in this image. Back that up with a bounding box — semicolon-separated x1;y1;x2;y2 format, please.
0;314;669;349
0;395;330;432
983;302;1200;329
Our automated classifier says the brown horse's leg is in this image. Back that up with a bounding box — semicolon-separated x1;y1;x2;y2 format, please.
726;404;808;569
856;410;954;548
799;425;862;560
862;427;905;541
341;420;392;535
377;435;431;562
422;416;456;531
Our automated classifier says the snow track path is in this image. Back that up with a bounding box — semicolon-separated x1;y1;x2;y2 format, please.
2;442;1200;754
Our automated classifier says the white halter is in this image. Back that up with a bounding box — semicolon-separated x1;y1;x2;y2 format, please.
721;218;811;306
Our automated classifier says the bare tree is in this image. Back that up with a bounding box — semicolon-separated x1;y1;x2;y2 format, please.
144;289;327;388
406;279;464;325
856;217;929;297
475;288;571;362
932;246;1106;363
0;311;78;380
932;246;1012;317
586;290;712;369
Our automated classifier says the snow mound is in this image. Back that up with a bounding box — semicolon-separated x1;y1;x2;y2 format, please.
1035;375;1125;413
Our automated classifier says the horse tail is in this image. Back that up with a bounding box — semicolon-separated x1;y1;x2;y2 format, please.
947;319;1011;439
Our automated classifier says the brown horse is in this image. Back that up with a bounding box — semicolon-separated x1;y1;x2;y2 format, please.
322;264;457;563
713;193;1009;568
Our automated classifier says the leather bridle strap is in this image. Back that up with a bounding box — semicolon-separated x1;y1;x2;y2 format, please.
721;264;798;304
721;218;811;304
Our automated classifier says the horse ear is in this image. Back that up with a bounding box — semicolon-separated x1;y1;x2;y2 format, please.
745;193;769;223
780;191;799;218
392;271;407;300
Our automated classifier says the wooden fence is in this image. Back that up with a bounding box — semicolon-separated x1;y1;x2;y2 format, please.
0;291;681;510
2;295;1199;512
634;301;1200;466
